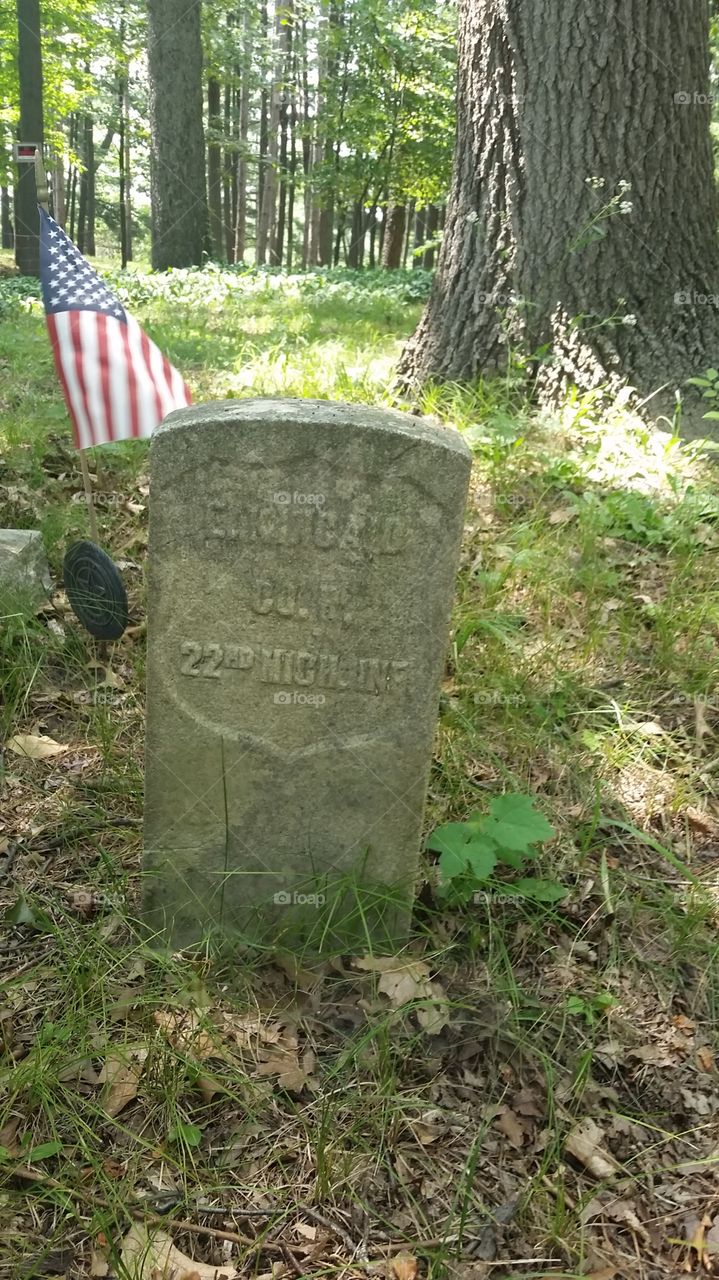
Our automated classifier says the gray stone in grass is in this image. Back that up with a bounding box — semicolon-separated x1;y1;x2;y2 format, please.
143;398;471;951
0;529;52;611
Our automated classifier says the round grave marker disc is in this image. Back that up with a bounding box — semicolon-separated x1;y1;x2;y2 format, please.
63;541;129;640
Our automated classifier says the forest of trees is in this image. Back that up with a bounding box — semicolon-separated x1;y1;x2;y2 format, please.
1;0;455;275
5;0;719;420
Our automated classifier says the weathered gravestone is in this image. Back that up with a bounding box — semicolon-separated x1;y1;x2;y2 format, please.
0;529;52;612
143;399;471;949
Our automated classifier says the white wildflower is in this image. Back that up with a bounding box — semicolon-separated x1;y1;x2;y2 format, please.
622;314;638;327
619;200;633;215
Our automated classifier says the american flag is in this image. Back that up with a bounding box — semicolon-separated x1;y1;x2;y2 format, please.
39;206;192;449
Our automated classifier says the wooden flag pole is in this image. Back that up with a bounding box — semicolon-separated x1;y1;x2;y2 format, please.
35;149;100;546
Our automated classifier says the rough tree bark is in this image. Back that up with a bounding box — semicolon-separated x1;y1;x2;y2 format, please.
14;0;44;276
398;0;719;427
147;0;206;269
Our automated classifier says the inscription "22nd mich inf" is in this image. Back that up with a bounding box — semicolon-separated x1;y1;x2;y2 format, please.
180;640;409;696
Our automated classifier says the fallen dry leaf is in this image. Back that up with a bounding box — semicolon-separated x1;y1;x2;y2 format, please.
495;1106;525;1149
548;506;577;526
98;1046;148;1118
390;1253;418;1280
565;1118;620;1180
354;956;449;1033
89;1247;110;1277
696;1045;715;1073
294;1222;317;1241
121;1223;239;1279
6;733;65;760
154;1009;217;1060
257;1043;316;1093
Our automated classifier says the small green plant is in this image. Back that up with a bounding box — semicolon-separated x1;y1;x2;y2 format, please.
426;793;561;905
686;367;719;421
565;991;616;1026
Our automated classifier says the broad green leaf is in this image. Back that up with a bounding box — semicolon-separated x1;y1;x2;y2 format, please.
168;1122;202;1149
511;878;568;902
463;839;497;881
26;1140;63;1162
4;895;53;932
430;823;497;882
483;794;555;852
0;1146;11;1164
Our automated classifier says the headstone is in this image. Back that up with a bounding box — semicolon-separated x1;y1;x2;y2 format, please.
143;399;471;950
0;530;52;611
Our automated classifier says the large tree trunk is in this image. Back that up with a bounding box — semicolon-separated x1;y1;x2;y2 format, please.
14;0;44;277
147;0;206;270
398;0;719;429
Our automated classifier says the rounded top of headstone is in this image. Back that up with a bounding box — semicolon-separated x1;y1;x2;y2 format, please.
156;397;472;463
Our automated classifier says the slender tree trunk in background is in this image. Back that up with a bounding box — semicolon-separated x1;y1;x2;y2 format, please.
347;198;363;267
14;0;44;276
122;74;133;260
382;202;406;269
272;3;293;266
119;86;128;265
378;192;388;260
1;188;13;248
229;81;239;257
77;115;95;254
423;203;439;268
85;116;95;253
235;8;251;264
66;114;77;234
207;77;224;258
368;205;377;267
52;154;65;227
333;209;344;265
68;164;78;240
222;80;233;261
300;19;311;268
286;47;298;269
413;205;426;269
257;0;269;258
257;3;285;265
147;0;206;269
117;10;131;263
398;0;719;436
402;197;414;267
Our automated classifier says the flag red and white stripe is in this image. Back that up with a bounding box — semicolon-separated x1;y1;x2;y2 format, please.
40;207;191;449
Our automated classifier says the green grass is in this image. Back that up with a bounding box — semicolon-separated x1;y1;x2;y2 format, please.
1;258;719;1278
